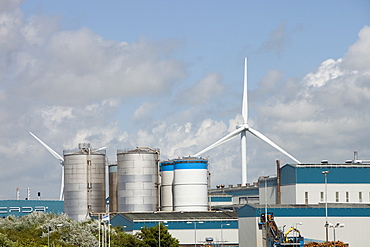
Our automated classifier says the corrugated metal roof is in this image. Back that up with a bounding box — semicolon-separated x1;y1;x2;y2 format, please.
112;211;238;221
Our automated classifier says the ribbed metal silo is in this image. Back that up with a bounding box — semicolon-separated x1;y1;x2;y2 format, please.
63;143;106;221
160;160;174;211
173;157;208;211
108;164;118;212
117;147;159;212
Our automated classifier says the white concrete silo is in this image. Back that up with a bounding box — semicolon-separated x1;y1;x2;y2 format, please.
173;157;208;211
117;147;160;212
63;143;106;221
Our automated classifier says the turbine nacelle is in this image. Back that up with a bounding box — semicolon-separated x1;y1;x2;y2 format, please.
236;123;249;131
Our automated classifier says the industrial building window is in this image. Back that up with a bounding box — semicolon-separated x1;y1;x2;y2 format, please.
346;192;349;202
239;197;248;204
305;192;308;204
320;192;324;202
359;192;363;202
335;192;339;202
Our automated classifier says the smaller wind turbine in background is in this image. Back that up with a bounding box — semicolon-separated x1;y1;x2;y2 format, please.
29;132;64;201
30;132;107;201
194;58;301;185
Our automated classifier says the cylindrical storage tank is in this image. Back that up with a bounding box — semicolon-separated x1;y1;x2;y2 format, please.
160;160;174;211
117;147;159;212
108;164;118;212
64;143;106;221
173;157;208;211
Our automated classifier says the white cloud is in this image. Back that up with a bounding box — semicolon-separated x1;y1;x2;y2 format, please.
342;25;370;73
0;2;23;55
303;58;344;87
37;106;73;125
258;20;302;56
258;69;284;94
132;101;160;123
0;0;23;12
0;4;186;106
16;31;186;105
176;72;225;105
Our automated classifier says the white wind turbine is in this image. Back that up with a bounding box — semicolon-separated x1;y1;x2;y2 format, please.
29;132;65;201
194;58;301;184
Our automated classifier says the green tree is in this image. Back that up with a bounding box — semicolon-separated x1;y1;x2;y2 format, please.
110;229;143;247
0;213;180;247
0;212;96;247
0;232;18;247
136;223;179;247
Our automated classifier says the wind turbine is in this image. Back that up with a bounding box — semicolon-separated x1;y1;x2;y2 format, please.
29;132;65;201
194;58;301;185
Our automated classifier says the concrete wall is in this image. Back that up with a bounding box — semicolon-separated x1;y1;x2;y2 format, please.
280;185;296;204
238;217;258;247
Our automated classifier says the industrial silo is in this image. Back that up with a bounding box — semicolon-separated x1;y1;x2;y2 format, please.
63;143;106;221
173;157;208;211
117;147;160;212
160;160;174;211
108;164;118;212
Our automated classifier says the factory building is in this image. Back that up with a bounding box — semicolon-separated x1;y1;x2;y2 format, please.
279;163;370;204
209;184;259;210
238;203;370;247
209;162;370;207
110;211;239;246
6;139;370;247
0;200;63;217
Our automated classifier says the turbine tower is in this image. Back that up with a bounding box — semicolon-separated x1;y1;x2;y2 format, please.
29;132;65;201
194;58;301;184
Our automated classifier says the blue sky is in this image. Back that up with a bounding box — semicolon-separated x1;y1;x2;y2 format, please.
0;0;369;199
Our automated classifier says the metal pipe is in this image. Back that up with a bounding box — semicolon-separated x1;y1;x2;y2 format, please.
276;160;281;204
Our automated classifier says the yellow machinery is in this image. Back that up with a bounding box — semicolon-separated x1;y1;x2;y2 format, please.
259;213;304;247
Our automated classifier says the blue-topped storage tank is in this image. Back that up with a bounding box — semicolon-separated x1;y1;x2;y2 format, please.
173;157;208;211
160;160;174;211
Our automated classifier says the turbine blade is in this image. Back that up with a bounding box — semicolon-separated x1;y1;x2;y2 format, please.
93;146;106;152
247;127;301;164
195;127;245;156
29;132;64;162
242;57;248;123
